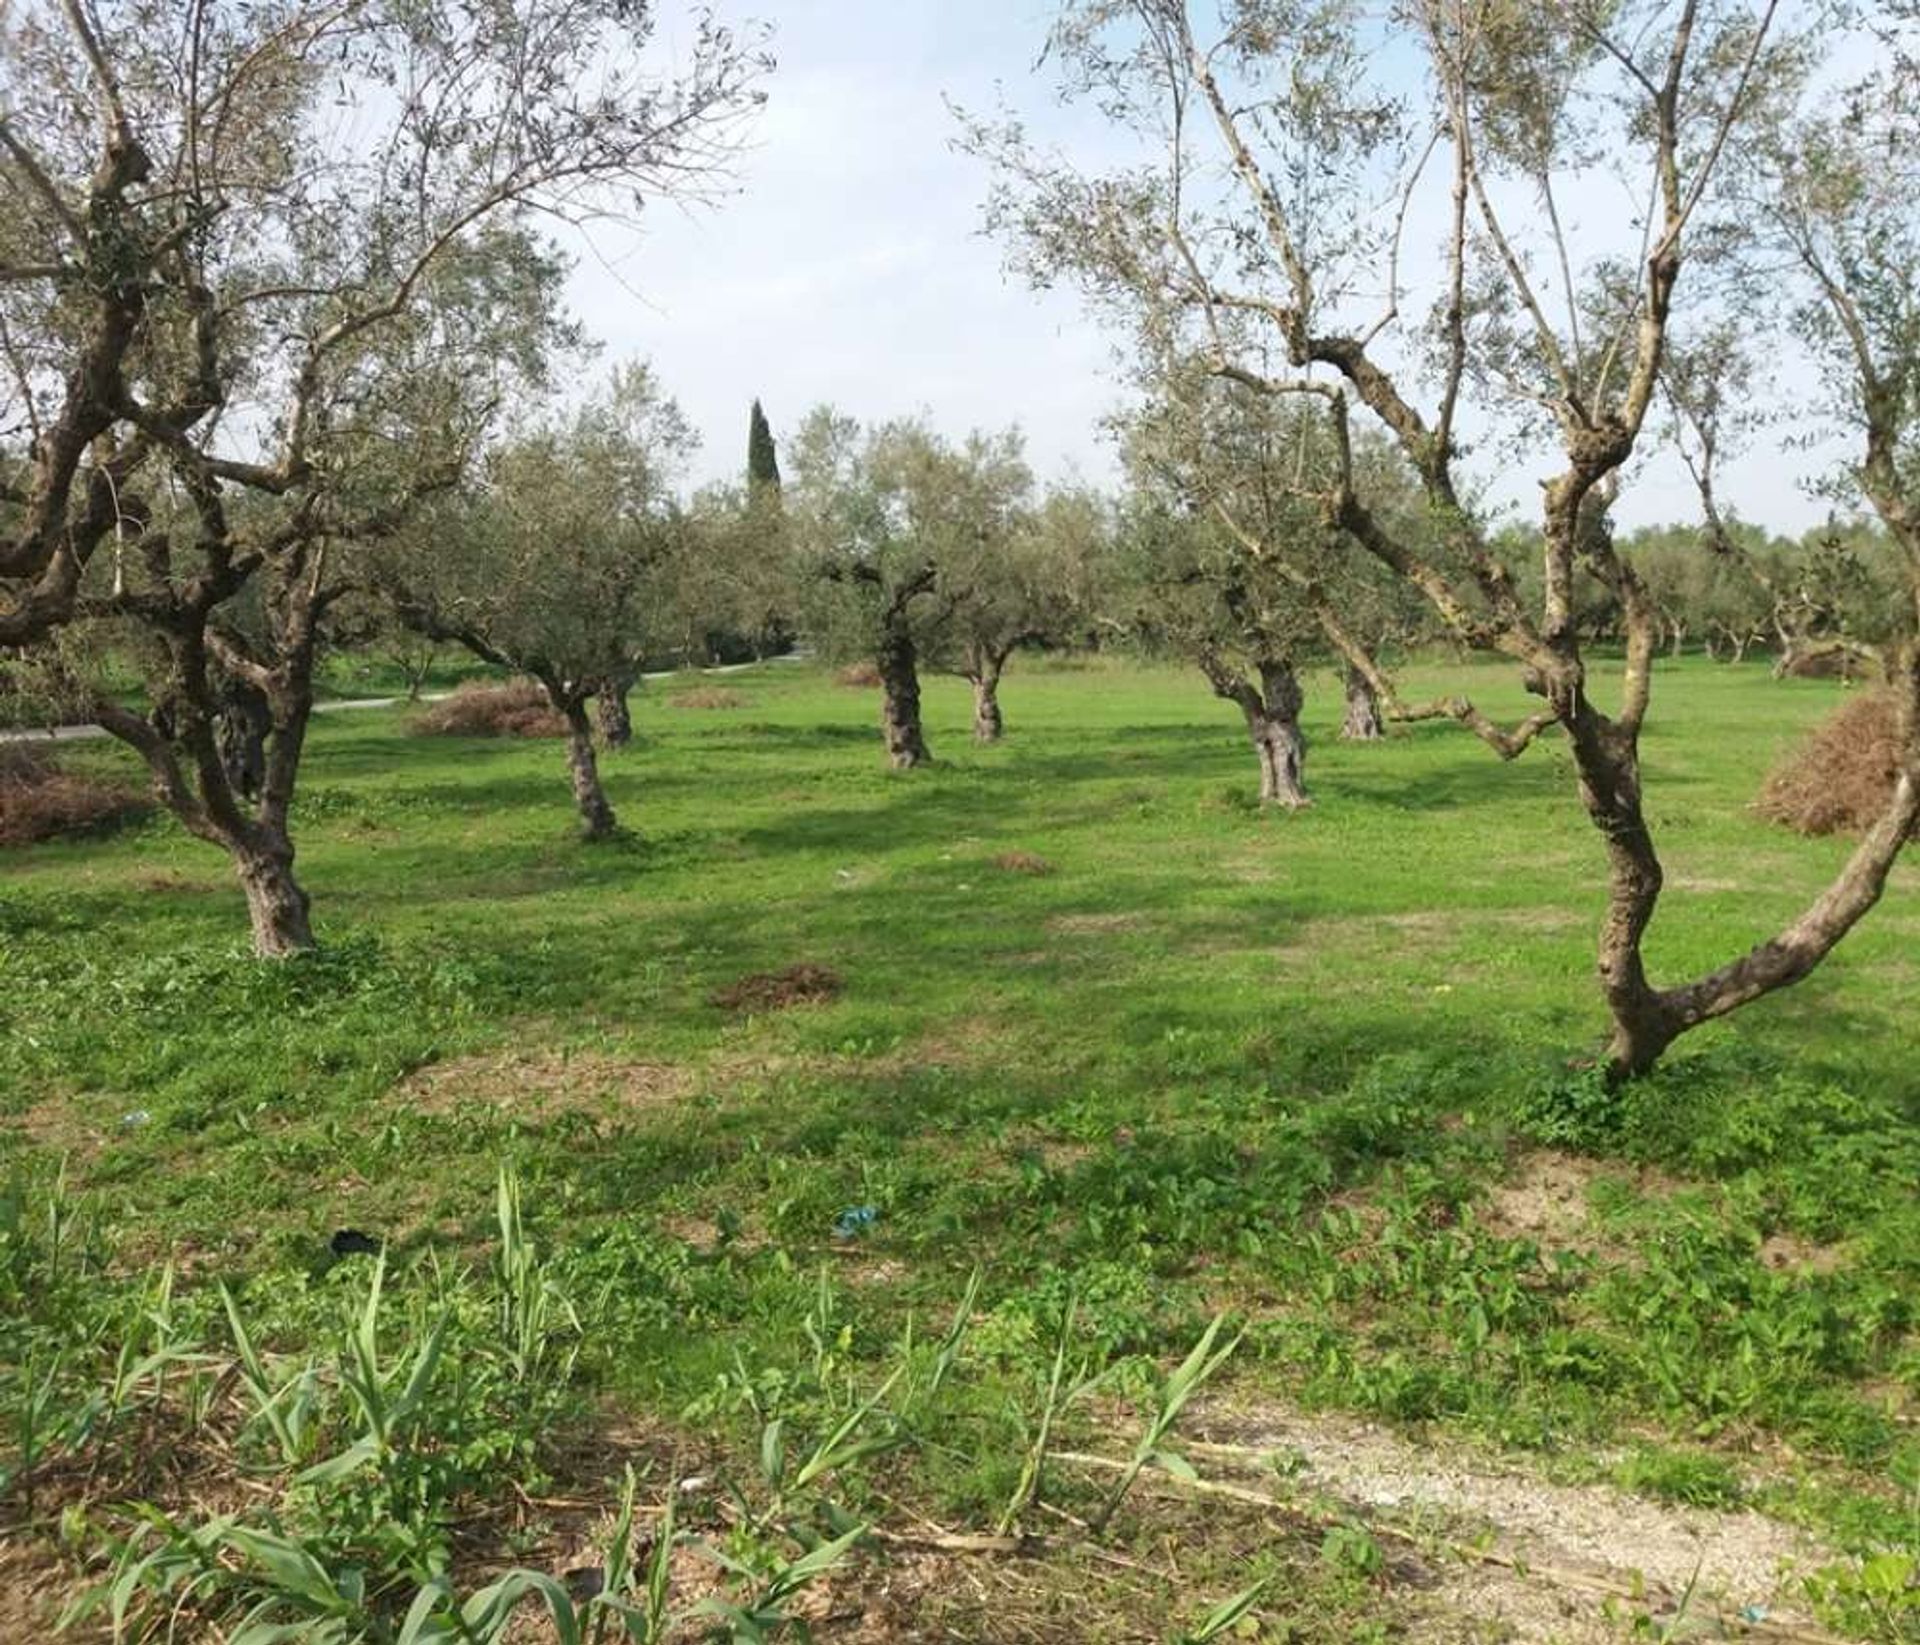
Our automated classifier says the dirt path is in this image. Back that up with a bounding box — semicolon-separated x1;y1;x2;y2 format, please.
1186;1402;1843;1642
0;655;801;745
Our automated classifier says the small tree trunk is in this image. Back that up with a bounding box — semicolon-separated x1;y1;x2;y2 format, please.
595;676;634;749
561;698;618;839
1339;664;1383;741
970;669;1004;742
236;838;315;957
878;628;931;769
1731;633;1752;664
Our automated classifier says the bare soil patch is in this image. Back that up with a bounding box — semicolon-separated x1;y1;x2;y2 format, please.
395;1049;695;1119
1189;1399;1834;1642
709;963;844;1013
1046;911;1147;936
666;688;746;710
1758;1230;1847;1275
836;662;883;688
1480;1150;1612;1255
0;1528;102;1642
131;868;222;894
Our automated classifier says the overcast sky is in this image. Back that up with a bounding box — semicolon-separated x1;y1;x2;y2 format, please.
558;1;1845;537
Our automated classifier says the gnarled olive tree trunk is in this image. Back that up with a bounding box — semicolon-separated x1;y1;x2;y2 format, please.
970;674;1004;741
878;624;931;769
235;835;316;956
595;670;636;749
964;642;1015;742
1339;663;1383;741
1202;654;1308;808
95;596;322;958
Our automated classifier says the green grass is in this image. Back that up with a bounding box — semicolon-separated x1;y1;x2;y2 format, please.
2;655;1916;1638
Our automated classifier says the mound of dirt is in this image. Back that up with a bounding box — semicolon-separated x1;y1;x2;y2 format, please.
0;745;149;846
1756;690;1915;838
992;850;1055;875
835;663;882;688
410;679;564;738
709;963;843;1012
668;688;746;710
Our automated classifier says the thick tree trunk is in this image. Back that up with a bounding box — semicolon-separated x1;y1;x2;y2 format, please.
561;699;618;839
1339;664;1383;741
878;628;931;769
1242;661;1308;807
970;669;1004;742
235;838;314;958
595;676;634;749
1249;711;1308;807
1200;655;1309;808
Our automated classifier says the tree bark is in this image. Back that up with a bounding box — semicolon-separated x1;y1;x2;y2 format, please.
561;697;618;839
215;673;271;802
1249;661;1309;808
595;674;634;749
236;839;314;957
878;626;931;769
970;673;1004;742
1339;663;1383;741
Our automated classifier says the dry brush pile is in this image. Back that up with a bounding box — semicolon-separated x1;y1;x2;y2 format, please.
0;746;148;847
1757;692;1917;839
409;680;566;739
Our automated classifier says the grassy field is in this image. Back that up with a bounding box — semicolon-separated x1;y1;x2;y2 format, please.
2;656;1916;1641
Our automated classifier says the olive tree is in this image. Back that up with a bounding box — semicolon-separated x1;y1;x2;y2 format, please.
786;410;1034;768
1123;363;1486;802
0;0;768;951
379;367;698;839
975;0;1915;1076
938;480;1105;742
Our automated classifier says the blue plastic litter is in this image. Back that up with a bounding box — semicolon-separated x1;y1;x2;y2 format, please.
832;1204;879;1239
1740;1605;1769;1625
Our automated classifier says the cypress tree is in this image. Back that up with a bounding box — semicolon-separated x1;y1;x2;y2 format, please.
747;398;781;491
